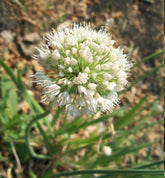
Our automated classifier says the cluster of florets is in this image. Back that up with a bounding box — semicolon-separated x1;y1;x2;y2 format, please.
32;23;131;119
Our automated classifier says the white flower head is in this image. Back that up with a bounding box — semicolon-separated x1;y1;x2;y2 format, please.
73;72;89;85
32;23;131;119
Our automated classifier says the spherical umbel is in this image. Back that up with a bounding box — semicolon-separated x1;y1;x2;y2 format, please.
32;23;131;120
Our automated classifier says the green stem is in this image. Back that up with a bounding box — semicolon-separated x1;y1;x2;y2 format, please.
26;107;52;159
50;169;163;177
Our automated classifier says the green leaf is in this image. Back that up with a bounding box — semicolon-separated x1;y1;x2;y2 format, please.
114;95;148;129
134;160;164;169
1;74;18;117
49;169;163;177
120;64;163;93
0;60;18;86
132;50;163;68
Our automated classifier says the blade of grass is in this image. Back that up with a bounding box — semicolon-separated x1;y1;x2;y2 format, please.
49;169;163;177
133;94;163;123
134;160;163;169
111;113;162;150
66;134;100;146
0;59;18;86
51;107;64;125
120;64;163;94
114;95;148;129
97;174;162;178
137;121;163;143
132;50;163;68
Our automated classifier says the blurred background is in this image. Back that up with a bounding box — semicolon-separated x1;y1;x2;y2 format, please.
0;0;164;177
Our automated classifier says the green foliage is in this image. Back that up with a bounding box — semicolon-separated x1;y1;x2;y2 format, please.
1;74;18;117
0;49;163;177
0;74;28;140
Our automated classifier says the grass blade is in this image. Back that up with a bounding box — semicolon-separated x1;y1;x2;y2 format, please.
49;169;163;177
134;161;163;169
132;50;163;68
0;59;18;86
114;95;148;129
120;64;163;93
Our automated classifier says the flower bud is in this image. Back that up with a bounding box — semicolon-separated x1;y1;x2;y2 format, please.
102;146;112;156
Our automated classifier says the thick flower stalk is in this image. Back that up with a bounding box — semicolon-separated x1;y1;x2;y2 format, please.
32;23;131;119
